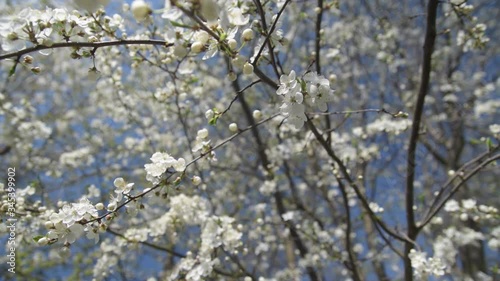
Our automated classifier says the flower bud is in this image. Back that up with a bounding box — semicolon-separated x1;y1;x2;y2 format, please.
229;123;238;132
232;56;245;68
252;110;262;120
228;71;237;82
192;176;202;186
37;237;49;246
107;201;117;211
205;109;214;119
131;0;152;22
191;41;204;53
31;67;41;74
242;29;254;41
228;39;238;50
243;62;254;75
23;55;33;64
44;221;54;229
173;45;188;58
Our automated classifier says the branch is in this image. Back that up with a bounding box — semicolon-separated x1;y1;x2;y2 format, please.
0;40;173;61
419;145;500;229
306;117;413;245
404;0;439;280
107;227;185;258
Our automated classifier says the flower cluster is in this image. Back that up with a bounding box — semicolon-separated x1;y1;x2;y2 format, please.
277;70;307;129
144;152;186;184
303;72;335;112
457;23;490;51
0;7;123;52
444;198;498;222
276;70;335;129
408;249;447;279
192;128;214;157
40;198;104;246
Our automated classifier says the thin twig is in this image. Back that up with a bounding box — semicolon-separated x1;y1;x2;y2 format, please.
0;40;173;61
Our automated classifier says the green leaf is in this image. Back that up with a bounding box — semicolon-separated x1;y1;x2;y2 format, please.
32;235;44;242
169;20;192;29
485;137;492;150
209;116;218;125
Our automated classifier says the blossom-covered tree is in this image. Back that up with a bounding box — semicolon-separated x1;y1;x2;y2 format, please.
0;0;498;280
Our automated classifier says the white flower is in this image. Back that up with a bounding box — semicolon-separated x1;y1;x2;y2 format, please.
282;211;294;221
461;199;477;210
280;103;306;129
409;249;448;278
428;257;446;276
227;7;249;26
173;158;186;172
369;202;384;213
145;162;167;178
444;199;460;212
277;70;297;96
304;72;335;111
489;124;500;135
145;152;185;182
194;30;210;44
197;128;209;139
200;0;219;23
113;177;134;194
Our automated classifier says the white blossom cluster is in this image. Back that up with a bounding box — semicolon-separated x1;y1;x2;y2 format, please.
144;152;186;184
0;0;497;280
39;198;104;246
0;7;123;52
444;199;498;222
408;249;447;279
276;70;335;129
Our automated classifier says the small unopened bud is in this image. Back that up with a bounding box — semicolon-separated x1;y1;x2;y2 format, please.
37;237;49;246
252;110;262;120
191;41;204;53
242;29;254;41
44;221;54;229
243;62;254;75
23;55;33;64
107;202;117;211
228;39;238;50
205;109;215;119
227;71;237;82
229;123;238;132
173;45;188;58
31;67;41;74
131;0;152;22
192;176;202;186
